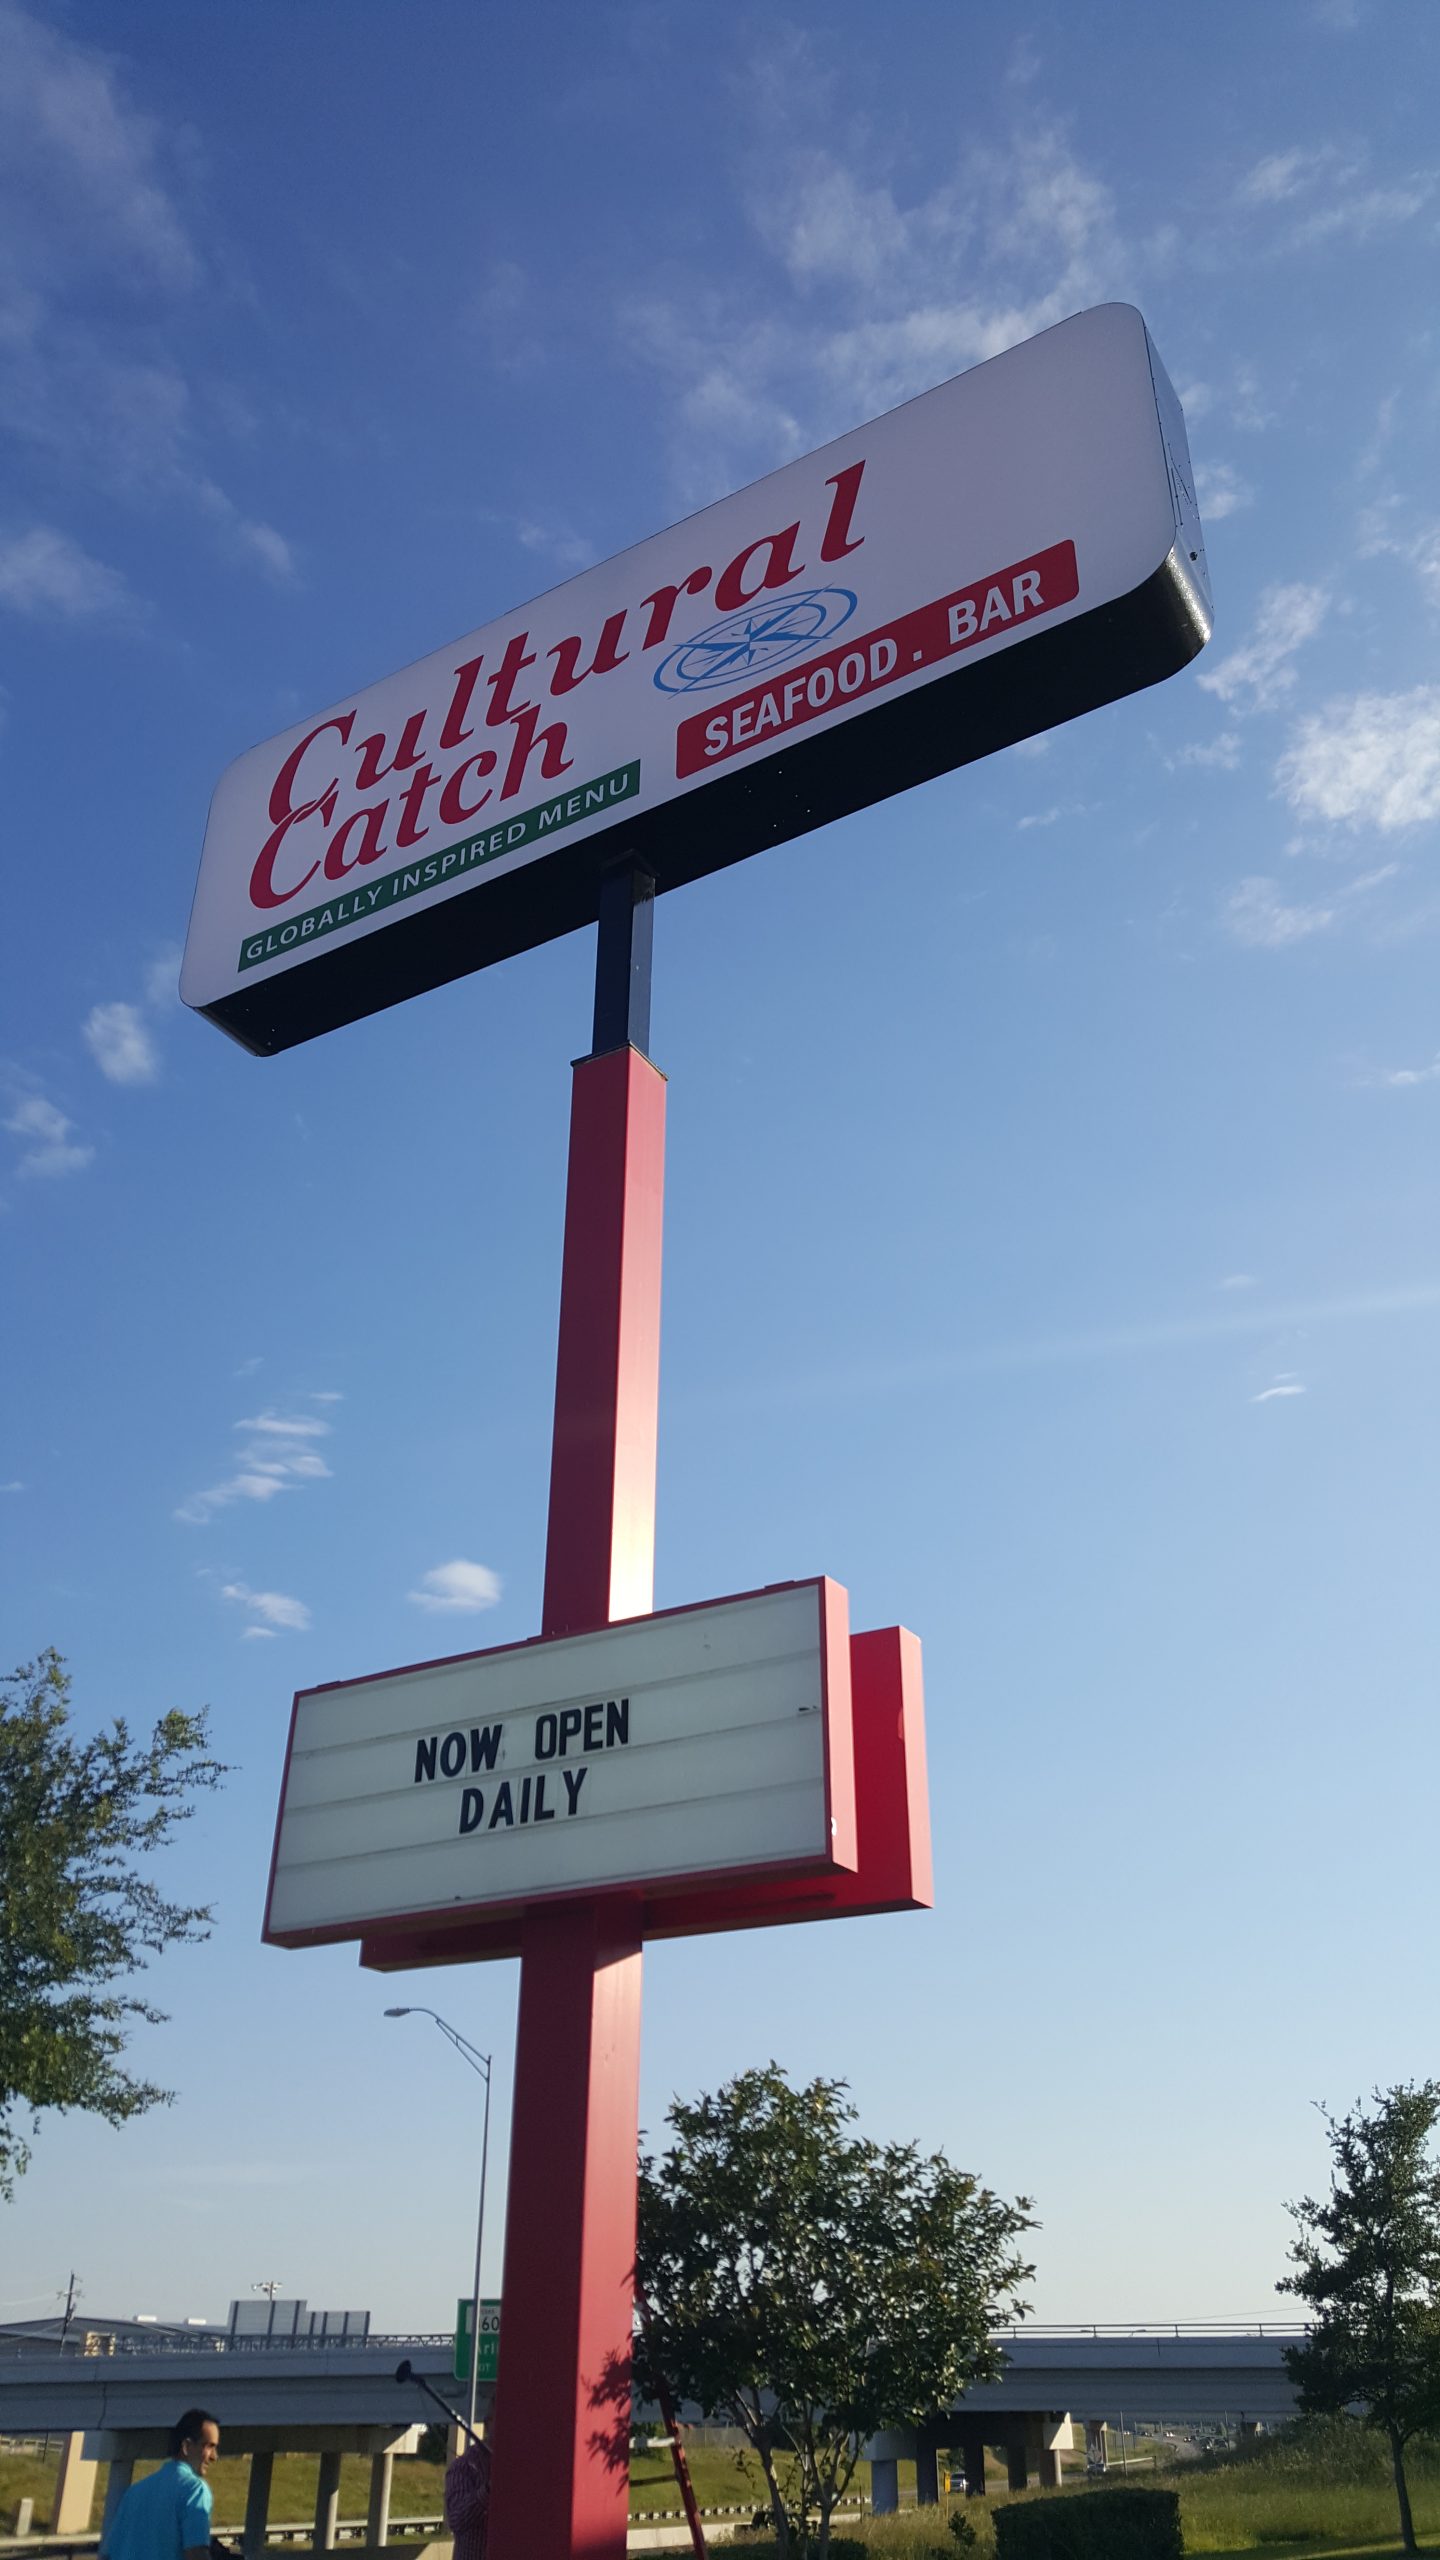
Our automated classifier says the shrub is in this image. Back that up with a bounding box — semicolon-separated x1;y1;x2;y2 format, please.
994;2487;1183;2560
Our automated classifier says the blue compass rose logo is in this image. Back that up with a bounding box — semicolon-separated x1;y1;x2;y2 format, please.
653;586;858;694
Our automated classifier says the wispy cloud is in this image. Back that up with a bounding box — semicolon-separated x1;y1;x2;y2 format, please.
221;1580;311;1635
0;2;293;584
624;103;1135;502
1198;583;1327;713
0;524;138;622
176;1411;334;1524
1253;1376;1307;1403
1195;461;1253;521
1170;731;1241;772
1357;502;1440;610
1224;865;1396;949
4;1090;92;1177
1368;1053;1440;1089
678;1280;1440;1410
83;1000;158;1085
1224;877;1337;948
1232;140;1434;247
1219;1274;1257;1290
408;1559;503;1616
1276;687;1440;834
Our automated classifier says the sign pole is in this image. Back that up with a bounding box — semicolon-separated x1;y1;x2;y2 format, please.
487;865;664;2560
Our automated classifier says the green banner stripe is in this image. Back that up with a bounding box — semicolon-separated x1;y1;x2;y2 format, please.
238;759;641;973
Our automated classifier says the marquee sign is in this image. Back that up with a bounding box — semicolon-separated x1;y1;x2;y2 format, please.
263;1580;859;1947
184;302;1210;1055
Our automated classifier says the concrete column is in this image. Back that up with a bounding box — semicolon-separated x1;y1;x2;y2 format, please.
870;2458;899;2515
915;2435;940;2507
313;2452;342;2553
50;2433;99;2534
15;2497;35;2536
244;2452;274;2560
959;2424;988;2496
1006;2428;1029;2493
100;2458;136;2546
366;2452;393;2549
1085;2419;1107;2471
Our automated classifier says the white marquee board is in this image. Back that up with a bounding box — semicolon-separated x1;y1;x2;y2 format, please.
184;302;1210;1056
263;1580;855;1945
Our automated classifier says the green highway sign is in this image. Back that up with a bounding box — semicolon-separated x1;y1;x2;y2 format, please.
454;2297;501;2385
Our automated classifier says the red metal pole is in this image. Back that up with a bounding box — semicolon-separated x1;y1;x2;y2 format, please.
487;1024;666;2560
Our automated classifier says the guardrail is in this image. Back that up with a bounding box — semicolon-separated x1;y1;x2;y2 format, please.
988;2324;1308;2341
1;2321;1307;2364
0;2336;452;2363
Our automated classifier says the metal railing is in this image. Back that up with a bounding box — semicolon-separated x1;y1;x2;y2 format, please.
988;2323;1308;2341
0;2333;452;2363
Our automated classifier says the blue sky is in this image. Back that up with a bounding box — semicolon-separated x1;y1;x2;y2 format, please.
4;0;1439;2337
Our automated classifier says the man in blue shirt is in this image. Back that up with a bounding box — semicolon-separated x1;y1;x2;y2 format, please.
104;2410;219;2560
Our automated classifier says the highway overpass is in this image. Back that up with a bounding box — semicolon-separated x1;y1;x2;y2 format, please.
0;2317;1304;2541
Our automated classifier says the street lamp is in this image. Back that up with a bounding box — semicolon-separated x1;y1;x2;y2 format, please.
384;2006;493;2432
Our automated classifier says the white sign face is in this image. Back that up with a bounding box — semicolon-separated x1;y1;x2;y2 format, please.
184;303;1210;1055
264;1580;854;1946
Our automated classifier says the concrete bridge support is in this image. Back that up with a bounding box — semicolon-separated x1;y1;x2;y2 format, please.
50;2433;98;2533
313;2451;342;2553
958;2421;988;2495
1085;2419;1108;2471
100;2458;135;2545
243;2451;274;2560
366;2450;393;2548
915;2435;941;2506
870;2457;899;2514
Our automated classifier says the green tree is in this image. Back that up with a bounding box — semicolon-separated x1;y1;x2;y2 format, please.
1279;2082;1440;2555
635;2061;1035;2559
0;1649;227;2196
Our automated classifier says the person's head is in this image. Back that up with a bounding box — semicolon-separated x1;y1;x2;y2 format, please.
170;2411;220;2472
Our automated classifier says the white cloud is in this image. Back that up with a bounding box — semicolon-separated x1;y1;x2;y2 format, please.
83;1000;158;1085
1373;1053;1440;1088
1253;1377;1307;1403
513;517;597;575
4;1091;92;1177
1219;1274;1257;1290
221;1580;311;1634
0;6;294;585
408;1559;503;1616
1224;877;1336;948
0;525;135;621
1224;862;1396;949
1198;584;1327;714
1232;138;1434;246
1356;502;1440;608
1276;687;1440;833
176;1412;333;1524
0;1479;24;1492
1195;461;1252;522
143;948;182;1009
1171;731;1241;771
1291;180;1434;247
0;0;198;289
625;116;1132;502
1016;805;1065;832
1236;150;1317;207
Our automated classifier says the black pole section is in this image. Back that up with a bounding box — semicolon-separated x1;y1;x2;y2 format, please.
590;861;655;1059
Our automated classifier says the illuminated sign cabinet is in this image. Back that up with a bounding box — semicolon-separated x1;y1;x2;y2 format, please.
184;304;1210;1058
